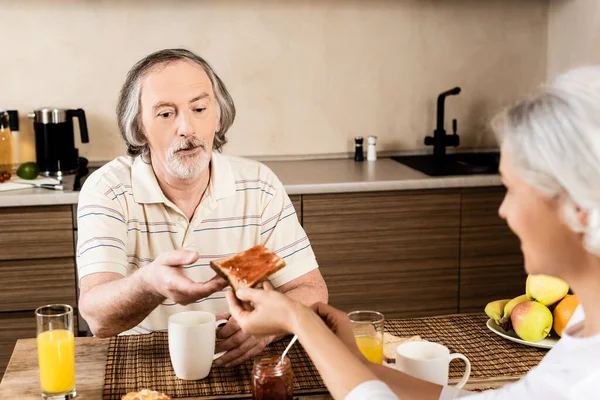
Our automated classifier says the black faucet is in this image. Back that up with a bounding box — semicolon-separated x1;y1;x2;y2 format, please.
425;87;461;158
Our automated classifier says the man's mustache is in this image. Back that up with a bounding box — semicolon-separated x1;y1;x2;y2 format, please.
171;138;207;154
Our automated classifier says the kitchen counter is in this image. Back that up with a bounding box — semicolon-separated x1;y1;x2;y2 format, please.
0;158;501;207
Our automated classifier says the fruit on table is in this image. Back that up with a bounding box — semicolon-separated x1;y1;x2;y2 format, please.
526;274;569;306
511;300;553;342
553;294;579;337
485;299;511;324
498;294;529;331
16;162;40;180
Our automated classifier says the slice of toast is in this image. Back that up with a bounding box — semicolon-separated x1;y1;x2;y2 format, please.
122;389;171;400
383;333;423;363
210;244;286;291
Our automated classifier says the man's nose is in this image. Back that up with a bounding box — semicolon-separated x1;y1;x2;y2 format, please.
176;111;196;137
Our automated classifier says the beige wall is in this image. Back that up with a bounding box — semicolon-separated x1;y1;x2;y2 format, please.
548;0;600;78
2;0;548;163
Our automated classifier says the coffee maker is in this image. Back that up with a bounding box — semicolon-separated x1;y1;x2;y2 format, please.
28;108;89;177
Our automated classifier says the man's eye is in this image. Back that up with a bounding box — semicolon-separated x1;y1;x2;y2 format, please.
159;112;173;119
195;108;206;113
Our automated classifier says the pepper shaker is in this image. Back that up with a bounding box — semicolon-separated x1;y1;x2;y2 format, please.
354;136;364;162
367;135;378;161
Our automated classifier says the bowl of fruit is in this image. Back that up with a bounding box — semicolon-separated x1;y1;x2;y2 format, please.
485;274;579;349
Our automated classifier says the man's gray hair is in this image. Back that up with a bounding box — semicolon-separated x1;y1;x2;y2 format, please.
492;66;600;255
116;48;236;156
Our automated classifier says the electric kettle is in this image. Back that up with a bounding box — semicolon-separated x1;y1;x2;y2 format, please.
28;107;89;176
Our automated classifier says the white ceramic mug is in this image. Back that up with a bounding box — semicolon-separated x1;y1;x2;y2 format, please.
168;311;228;380
395;341;471;389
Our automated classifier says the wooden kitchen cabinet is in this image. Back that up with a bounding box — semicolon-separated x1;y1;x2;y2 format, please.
0;205;73;230
303;190;461;318
0;205;77;378
459;188;526;313
0;205;74;260
0;312;37;380
0;258;77;313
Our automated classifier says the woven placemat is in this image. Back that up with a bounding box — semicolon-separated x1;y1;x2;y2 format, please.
104;314;545;399
103;333;325;400
386;313;546;380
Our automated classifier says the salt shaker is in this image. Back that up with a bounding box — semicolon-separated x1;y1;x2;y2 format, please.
367;135;378;161
354;137;364;162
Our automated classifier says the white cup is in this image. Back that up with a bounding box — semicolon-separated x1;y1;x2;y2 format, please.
168;311;228;380
395;341;471;389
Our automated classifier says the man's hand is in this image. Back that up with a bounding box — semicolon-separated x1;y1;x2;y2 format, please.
141;249;228;305
311;302;365;361
214;314;275;367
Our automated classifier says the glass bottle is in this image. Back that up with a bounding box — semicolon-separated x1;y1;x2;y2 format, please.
252;355;293;400
0;109;14;172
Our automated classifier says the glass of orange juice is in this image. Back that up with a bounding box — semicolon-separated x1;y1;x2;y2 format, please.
35;304;76;399
348;310;384;364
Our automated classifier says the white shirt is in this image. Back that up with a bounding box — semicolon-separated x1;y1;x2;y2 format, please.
77;153;319;334
346;306;600;400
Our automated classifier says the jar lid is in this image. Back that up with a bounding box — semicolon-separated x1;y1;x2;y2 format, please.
253;355;292;376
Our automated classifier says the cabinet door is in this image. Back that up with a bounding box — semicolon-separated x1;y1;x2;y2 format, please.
459;189;526;313
0;205;74;261
0;258;77;312
303;190;460;318
0;312;37;379
0;205;73;231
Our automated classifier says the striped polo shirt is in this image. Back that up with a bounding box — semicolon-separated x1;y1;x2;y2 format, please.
76;153;319;334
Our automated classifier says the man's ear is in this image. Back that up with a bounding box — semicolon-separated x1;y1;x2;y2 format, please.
215;102;222;133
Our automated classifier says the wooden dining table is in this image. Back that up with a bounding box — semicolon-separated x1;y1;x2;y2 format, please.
0;335;519;399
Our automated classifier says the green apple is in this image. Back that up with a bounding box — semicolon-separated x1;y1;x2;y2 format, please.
511;301;553;342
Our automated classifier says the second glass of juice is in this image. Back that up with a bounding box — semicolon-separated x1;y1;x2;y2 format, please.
348;310;384;364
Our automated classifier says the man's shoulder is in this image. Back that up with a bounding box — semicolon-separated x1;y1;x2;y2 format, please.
82;156;134;192
220;154;282;187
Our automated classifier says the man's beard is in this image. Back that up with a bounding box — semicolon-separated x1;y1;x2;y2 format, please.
166;137;210;180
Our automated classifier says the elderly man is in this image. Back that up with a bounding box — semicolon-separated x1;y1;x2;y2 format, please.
77;48;328;367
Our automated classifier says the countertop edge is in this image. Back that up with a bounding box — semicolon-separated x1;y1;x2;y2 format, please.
0;191;80;207
285;176;502;195
0;176;503;207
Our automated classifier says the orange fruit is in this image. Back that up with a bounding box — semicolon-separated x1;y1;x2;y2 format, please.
553;294;579;337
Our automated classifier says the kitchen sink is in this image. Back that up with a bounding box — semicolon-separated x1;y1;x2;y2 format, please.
391;152;500;176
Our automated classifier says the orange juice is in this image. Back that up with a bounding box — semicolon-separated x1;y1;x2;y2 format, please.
355;336;383;364
37;329;75;394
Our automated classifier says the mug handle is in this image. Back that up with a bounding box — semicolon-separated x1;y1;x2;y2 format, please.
216;318;228;328
449;353;471;390
213;318;229;361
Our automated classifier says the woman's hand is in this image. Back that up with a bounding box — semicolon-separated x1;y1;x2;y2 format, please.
311;302;366;362
225;281;307;337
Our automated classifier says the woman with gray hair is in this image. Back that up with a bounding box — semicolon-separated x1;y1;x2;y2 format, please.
225;66;600;399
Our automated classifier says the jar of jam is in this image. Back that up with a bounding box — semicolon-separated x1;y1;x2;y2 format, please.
252;355;294;400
